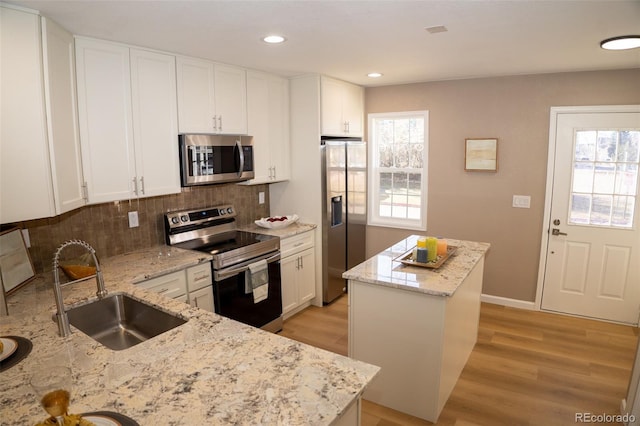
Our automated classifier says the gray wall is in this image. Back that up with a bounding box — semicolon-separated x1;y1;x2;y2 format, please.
365;68;640;302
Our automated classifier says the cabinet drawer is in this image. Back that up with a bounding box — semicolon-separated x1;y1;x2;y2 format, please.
280;231;314;258
137;270;187;299
187;262;213;291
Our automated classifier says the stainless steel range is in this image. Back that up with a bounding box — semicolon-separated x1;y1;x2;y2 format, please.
165;205;283;332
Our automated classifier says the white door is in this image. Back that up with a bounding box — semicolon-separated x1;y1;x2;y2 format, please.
541;106;640;324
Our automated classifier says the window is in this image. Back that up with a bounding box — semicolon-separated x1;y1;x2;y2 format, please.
570;129;639;228
368;111;428;230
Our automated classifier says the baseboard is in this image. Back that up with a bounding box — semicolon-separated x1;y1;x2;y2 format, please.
480;294;537;310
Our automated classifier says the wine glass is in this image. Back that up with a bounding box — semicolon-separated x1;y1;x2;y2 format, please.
29;363;73;423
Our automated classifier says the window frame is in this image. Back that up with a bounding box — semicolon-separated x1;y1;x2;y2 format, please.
367;110;429;230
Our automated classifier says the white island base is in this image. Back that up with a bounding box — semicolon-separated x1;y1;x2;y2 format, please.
346;237;488;422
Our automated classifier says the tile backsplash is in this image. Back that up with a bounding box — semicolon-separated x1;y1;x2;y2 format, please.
10;184;270;273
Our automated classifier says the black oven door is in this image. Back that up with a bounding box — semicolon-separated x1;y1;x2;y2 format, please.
213;252;282;331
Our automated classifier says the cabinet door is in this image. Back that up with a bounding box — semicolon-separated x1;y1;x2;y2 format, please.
280;254;299;315
176;56;215;133
320;76;345;136
76;38;135;203
42;17;86;214
245;71;290;184
0;7;55;223
130;49;180;198
213;63;247;134
298;248;316;304
267;75;290;181
246;71;272;183
342;82;363;137
190;286;215;312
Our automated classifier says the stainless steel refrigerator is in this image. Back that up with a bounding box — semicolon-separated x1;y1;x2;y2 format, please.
321;137;367;304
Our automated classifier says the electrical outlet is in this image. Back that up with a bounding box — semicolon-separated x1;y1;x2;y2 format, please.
259;192;265;205
128;211;139;228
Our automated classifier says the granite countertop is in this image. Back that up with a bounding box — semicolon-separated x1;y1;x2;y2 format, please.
241;222;317;239
342;235;490;297
1;244;378;425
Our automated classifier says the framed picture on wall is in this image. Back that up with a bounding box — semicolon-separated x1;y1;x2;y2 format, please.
465;138;498;171
0;227;36;295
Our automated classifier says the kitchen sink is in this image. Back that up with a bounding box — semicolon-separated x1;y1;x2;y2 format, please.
65;293;187;350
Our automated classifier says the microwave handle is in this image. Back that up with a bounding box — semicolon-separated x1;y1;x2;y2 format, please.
236;139;245;177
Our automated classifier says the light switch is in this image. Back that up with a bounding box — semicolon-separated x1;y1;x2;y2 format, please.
128;211;139;228
512;195;531;209
259;192;265;205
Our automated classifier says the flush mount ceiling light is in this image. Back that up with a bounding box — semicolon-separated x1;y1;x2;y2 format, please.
367;72;383;78
262;35;286;44
425;25;448;34
600;35;640;50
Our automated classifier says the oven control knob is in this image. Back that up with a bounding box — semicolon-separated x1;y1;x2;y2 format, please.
171;217;179;224
219;209;226;215
227;207;233;214
180;215;189;222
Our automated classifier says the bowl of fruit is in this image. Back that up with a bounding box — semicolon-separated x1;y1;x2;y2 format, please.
255;214;299;229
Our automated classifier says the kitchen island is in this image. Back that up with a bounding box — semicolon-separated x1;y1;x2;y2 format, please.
343;235;490;422
1;245;379;425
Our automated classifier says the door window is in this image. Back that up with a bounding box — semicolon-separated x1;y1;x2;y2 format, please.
570;130;639;228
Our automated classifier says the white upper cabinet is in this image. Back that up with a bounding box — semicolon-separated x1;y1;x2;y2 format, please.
42;17;86;215
176;57;247;135
129;49;180;198
76;38;136;203
320;76;364;137
244;70;290;184
76;38;180;203
1;7;85;223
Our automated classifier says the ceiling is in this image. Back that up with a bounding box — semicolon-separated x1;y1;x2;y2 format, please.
6;0;640;87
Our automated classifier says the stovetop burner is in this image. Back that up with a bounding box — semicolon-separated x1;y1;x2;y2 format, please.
165;205;279;270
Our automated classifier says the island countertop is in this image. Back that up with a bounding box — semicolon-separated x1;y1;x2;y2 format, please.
1;245;379;425
342;235;490;297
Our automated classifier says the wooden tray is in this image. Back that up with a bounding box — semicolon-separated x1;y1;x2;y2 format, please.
394;245;458;269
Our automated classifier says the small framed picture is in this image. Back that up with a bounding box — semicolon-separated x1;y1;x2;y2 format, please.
465;138;498;171
0;227;36;295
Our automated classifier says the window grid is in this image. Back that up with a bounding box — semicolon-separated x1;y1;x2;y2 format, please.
570;130;639;228
368;111;428;230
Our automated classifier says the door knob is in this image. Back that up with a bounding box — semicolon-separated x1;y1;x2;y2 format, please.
552;228;567;236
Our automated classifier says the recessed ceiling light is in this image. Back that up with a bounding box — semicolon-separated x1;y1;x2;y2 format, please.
368;72;383;78
262;35;286;44
600;35;640;50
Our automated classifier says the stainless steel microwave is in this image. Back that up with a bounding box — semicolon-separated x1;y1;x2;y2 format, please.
179;134;254;186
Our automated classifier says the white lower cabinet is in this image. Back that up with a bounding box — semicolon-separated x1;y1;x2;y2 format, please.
185;262;214;312
137;262;214;312
281;231;315;319
137;269;188;303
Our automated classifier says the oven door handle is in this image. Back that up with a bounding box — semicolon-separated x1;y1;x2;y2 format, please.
215;251;281;281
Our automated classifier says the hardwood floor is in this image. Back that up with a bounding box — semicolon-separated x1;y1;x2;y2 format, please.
279;296;639;425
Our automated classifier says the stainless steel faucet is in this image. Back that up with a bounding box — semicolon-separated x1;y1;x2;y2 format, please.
52;239;107;337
